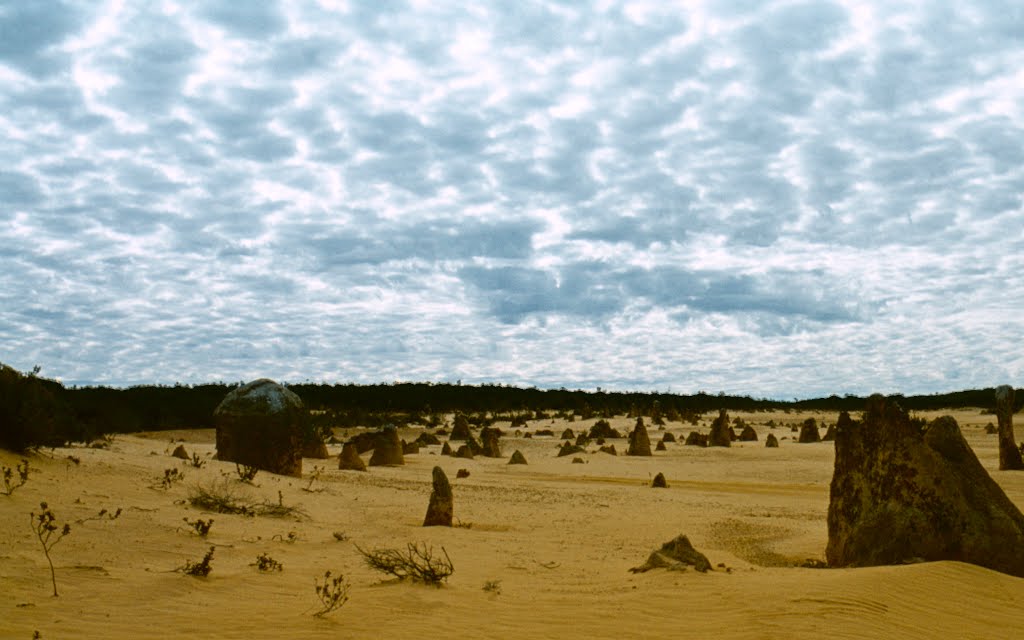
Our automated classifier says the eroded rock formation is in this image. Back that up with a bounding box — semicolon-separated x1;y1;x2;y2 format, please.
214;379;305;477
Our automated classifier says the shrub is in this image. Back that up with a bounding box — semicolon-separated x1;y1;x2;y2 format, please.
1;364;87;451
183;517;213;536
2;459;30;496
30;502;71;596
235;463;259;483
356;542;454;585
252;553;283;572
188;453;206;469
179;546;215;577
187;481;306;518
153;468;185;490
313;570;350;617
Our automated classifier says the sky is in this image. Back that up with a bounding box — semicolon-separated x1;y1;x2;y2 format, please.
2;0;1024;398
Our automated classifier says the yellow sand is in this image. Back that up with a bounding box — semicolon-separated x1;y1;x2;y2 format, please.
2;409;1022;639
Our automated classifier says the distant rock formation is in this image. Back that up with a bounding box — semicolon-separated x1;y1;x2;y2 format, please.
588;419;621;440
303;440;330;459
995;386;1024;470
685;431;708;447
402;440;420;455
738;425;758;442
441;441;453;456
480;427;502;458
214;379;305;477
826;396;1024;577
337;442;367;471
661;432;676;443
508;450;528;465
456;468;470;479
561;428;575;440
450;413;471;441
798;418;821;443
627;417;653;456
454;444;474;459
708;410;732;447
558;441;585;457
423;466;453;527
651;472;668;488
171;444;189;460
368;426;404;466
765;433;779;448
348;431;379;454
630;535;711;573
599;444;617;455
416;432;441;446
655;441;667;451
821;423;837;442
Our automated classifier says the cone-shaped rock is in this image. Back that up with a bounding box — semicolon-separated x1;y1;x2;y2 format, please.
303;440;330;459
708;410;732;448
561;428;575;440
826;396;1024;577
655;441;667;451
661;432;676;443
338;442;367;471
508;450;528;465
652;472;668;488
627;417;653;456
821;424;837;441
368;426;405;466
423;466;453;527
214;379;305;477
480;426;502;458
630;535;711;573
685;431;708;447
450;413;472;441
798;418;821;443
454;444;474;459
402;440;420;455
172;444;189;460
416;432;442;446
599;444;617;455
588;419;621;439
441;441;453;456
765;433;779;448
738;425;758;442
996;386;1024;470
558;441;585;457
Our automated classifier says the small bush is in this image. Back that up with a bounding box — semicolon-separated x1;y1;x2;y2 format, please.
313;570;350;617
188;453;206;469
2;459;30;496
30;502;71;596
183;517;213;536
187;481;306;519
179;546;215;577
153;468;185;490
356;542;454;585
482;579;502;595
76;507;122;525
252;553;283;572
235;463;259;483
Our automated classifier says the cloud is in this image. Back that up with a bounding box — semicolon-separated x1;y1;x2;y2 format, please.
2;0;1024;397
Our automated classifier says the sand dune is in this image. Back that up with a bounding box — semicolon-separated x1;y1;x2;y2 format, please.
2;410;1022;639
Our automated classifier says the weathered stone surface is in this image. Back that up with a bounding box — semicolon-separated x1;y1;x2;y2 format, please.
661;432;676;443
423;466;453;527
348;431;379;454
214;379;305;477
508;450;528;465
402;440;420;455
588;419;621;440
652;472;668;488
738;425;758;442
655;441;667;451
826;396;1024;577
303;440;330;459
821;423;837;441
416;432;442;446
450;413;472;441
561;428;575;440
685;431;708;447
708;410;732;448
171;444;189;460
456;468;470;478
765;433;779;448
337;442;367;471
368;426;405;466
627;417;653;456
454;444;474;459
480;426;502;458
571;457;585;464
599;444;617;455
995;385;1024;470
630;535;711;573
575;432;590;446
558;441;585;457
441;441;453;456
798;418;821;443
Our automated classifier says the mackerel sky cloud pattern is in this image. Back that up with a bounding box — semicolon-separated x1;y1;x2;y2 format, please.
2;1;1023;397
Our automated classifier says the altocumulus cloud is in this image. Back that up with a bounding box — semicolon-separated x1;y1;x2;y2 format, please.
2;0;1024;398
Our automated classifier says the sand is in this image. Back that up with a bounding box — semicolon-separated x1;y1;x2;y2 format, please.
2;409;1022;639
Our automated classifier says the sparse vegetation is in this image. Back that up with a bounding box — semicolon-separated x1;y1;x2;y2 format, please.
252;553;283;572
483;579;502;595
188;453;206;469
313;570;350;617
154;467;185;490
356;542;454;585
2;459;30;496
235;463;259;483
75;507;122;525
332;531;349;542
30;502;71;596
187;481;306;518
183;517;213;536
179;546;215;577
302;465;325;493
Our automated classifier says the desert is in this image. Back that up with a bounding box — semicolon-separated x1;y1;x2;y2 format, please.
3;406;1023;640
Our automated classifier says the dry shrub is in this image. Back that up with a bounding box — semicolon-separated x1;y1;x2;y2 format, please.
187;480;306;519
356;542;454;585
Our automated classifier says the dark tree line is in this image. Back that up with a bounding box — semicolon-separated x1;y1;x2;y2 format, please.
1;362;1019;451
